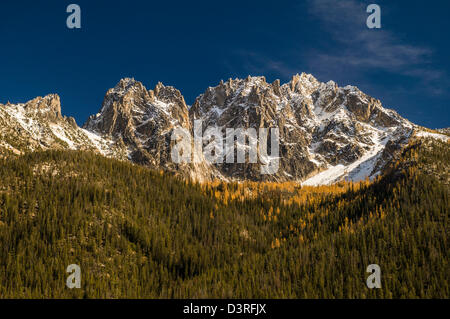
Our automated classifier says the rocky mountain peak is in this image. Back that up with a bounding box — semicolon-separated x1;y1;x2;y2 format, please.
23;94;63;121
2;73;441;184
187;73;421;182
84;79;150;136
190;76;273;125
288;73;320;94
0;94;128;159
150;82;187;111
82;78;194;173
271;79;281;96
153;81;165;95
113;77;140;92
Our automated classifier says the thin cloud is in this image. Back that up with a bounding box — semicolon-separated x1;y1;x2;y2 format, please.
305;0;445;90
226;0;447;96
307;0;431;69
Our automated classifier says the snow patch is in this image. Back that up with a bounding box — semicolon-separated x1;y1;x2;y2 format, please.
416;131;448;142
50;124;76;149
303;131;385;186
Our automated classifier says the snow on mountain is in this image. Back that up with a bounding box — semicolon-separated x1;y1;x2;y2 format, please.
414;130;449;142
83;78;219;181
303;129;387;186
190;73;416;183
0;95;128;159
1;73;445;185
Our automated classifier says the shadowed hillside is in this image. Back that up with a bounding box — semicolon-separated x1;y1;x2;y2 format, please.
0;138;448;298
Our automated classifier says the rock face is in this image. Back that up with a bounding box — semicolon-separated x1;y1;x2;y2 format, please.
84;78;187;166
2;73;442;184
190;73;415;183
0;94;127;159
24;94;63;121
84;78;217;181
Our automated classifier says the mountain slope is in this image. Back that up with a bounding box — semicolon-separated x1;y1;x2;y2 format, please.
83;78;220;181
1;73;448;184
0;137;448;298
190;73;417;183
0;95;128;160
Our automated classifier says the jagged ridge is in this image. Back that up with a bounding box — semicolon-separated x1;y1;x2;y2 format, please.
1;73;448;184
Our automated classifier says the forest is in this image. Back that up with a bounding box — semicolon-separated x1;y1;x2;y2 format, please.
0;138;448;298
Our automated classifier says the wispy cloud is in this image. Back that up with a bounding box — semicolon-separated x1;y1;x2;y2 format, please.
306;0;432;72
306;0;449;95
228;0;447;95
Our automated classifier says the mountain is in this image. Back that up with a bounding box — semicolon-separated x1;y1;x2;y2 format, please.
0;136;448;298
0;76;449;299
84;78;189;165
0;94;127;159
190;73;417;183
83;78;218;181
1;73;448;184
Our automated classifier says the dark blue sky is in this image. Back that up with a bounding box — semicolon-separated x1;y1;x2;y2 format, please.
1;0;449;128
